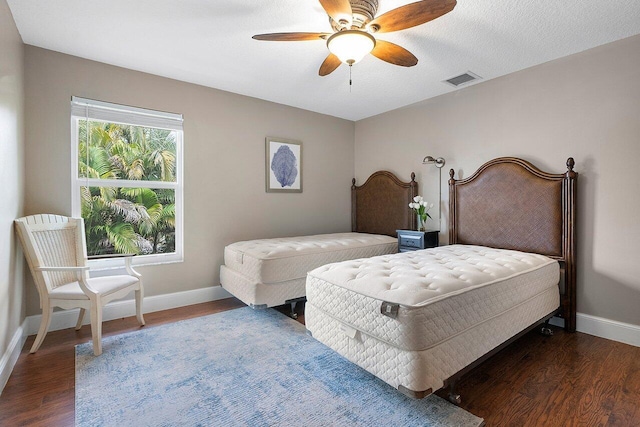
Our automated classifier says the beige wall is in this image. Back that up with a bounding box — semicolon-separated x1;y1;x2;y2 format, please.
355;34;640;327
0;0;25;364
23;46;355;316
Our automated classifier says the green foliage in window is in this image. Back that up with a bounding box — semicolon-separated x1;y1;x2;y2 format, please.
78;121;177;256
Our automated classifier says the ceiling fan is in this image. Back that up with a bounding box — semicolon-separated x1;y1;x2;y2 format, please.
253;0;457;76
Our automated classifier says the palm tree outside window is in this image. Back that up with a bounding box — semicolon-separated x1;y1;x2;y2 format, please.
71;97;183;267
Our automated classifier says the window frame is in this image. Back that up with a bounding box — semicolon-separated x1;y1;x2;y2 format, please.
70;97;184;269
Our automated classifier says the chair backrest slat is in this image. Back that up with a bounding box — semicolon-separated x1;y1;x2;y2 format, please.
32;228;79;288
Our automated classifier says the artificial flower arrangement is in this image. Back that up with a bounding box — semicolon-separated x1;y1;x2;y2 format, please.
409;196;433;231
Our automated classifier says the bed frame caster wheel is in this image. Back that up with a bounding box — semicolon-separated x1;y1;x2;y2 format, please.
448;393;461;405
540;319;554;336
446;380;461;405
286;297;305;320
288;300;300;319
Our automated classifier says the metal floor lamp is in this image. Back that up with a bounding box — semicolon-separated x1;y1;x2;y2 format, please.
421;156;446;231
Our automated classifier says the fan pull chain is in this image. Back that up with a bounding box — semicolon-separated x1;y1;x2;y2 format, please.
349;64;352;92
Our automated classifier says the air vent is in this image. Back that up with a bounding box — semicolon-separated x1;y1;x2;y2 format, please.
443;71;482;87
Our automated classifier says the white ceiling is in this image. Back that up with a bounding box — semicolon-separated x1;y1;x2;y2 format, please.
7;0;640;121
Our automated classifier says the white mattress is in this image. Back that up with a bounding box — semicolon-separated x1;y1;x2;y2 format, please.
305;245;560;394
220;232;398;308
306;245;559;351
224;233;397;284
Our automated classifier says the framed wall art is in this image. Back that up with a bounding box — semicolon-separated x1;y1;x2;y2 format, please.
265;137;302;193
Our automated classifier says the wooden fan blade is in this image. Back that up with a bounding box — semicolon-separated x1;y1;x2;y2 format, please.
252;32;330;41
368;0;456;34
371;40;418;67
319;53;342;76
319;0;352;24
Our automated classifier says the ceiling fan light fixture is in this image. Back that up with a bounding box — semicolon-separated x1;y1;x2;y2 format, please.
327;30;376;65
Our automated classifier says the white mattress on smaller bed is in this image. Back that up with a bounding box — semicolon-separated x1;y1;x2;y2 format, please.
224;232;397;284
220;232;397;308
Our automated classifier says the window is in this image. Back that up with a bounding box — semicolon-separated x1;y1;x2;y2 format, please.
71;97;183;267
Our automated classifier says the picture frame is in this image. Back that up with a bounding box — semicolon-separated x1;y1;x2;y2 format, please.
265;137;302;193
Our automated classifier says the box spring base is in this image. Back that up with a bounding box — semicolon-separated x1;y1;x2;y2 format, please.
220;265;305;308
305;286;559;396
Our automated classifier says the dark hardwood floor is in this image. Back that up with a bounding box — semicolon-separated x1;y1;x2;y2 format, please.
1;298;638;426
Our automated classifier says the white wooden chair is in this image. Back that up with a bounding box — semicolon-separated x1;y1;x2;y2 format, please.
15;214;145;356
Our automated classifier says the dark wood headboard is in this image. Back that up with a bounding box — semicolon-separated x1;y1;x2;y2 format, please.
351;171;417;238
449;157;577;332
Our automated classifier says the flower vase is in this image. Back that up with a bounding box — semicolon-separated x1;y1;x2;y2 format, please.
417;214;427;232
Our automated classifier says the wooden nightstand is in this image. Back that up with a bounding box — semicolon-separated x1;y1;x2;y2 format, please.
396;229;439;252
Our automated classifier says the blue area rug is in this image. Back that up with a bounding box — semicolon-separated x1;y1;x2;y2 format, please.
76;307;484;426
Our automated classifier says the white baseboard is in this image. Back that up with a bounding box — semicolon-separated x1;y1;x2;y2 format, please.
550;313;639;347
0;320;27;396
575;313;640;348
25;285;232;336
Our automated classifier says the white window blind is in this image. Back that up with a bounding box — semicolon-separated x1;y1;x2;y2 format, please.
71;97;183;131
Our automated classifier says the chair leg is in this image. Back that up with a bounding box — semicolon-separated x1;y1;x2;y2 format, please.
90;301;103;356
30;301;52;353
135;287;145;326
75;308;86;330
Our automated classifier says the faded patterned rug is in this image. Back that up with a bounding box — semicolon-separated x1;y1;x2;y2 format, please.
76;307;483;426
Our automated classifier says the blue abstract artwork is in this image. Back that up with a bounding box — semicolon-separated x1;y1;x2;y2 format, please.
271;145;298;187
266;138;302;192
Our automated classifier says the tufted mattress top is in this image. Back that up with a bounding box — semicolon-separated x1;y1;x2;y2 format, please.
223;233;398;284
306;245;559;351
